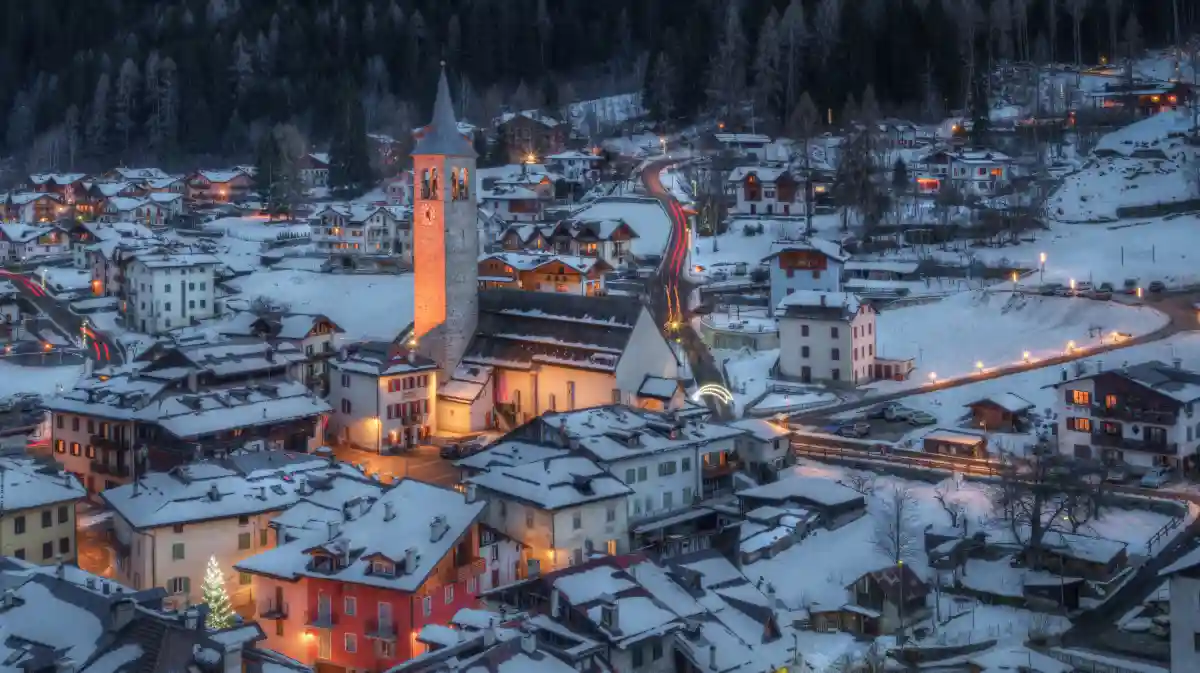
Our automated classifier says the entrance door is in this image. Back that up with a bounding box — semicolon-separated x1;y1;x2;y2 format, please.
801;366;811;383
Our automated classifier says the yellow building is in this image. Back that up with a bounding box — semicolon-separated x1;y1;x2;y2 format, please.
0;455;86;565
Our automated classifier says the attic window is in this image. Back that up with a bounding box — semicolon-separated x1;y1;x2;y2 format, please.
371;559;394;576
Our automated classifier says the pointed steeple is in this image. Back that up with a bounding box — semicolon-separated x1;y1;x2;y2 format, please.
413;63;477;158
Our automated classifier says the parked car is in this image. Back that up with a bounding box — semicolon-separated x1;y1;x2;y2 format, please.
836;422;871;438
1098;282;1115;293
1089;288;1113;300
1039;283;1063;296
870;403;914;422
907;411;937;426
1104;466;1130;483
440;441;485;460
1148;280;1166;294
868;402;902;420
1074;281;1093;295
1123;278;1139;294
1140;467;1172;489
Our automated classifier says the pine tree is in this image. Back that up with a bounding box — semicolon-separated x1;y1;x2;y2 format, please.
751;8;783;130
202;556;234;629
113;58;140;156
86;73;110;158
255;124;304;218
328;84;373;198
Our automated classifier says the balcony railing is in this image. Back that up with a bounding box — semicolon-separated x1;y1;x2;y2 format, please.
1090;404;1176;425
90;460;130;477
456;558;486;583
701;460;741;480
1091;433;1177;455
305;610;336;629
364;619;398;641
260;600;288;619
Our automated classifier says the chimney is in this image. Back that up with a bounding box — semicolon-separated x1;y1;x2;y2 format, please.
326;521;340;540
257;486;266;500
383;501;395;521
85;577;96;590
207;483;221;501
1174;358;1183;370
819;294;826;307
404;547;417;574
466;484;477;503
1061;369;1068;382
550;587;561;618
187;369;198;392
520;629;537;654
709;644;718;670
599;595;620;632
1096;359;1103;374
101;581;111;595
0;589;14;608
108;598;137;633
765;582;777;608
430;515;447;542
184;607;199;630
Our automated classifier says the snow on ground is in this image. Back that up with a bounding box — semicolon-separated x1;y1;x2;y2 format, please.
226;270;413;341
714;347;779;415
564;93;643;135
1047;110;1198;223
569;197;673;257
203;216;312;241
923;214;1200;289
34;267;91;294
657;165;693;204
872;291;1168;391
747;462;1171;648
690;217;842;277
0;360;84;400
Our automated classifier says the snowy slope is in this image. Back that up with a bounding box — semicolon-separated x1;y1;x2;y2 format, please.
1048;111;1199;222
873;291;1167;387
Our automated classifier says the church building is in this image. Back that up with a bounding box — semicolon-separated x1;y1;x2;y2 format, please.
403;67;681;435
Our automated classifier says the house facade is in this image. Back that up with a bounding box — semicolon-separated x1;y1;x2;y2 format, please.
762;239;848;314
300;153;331;188
3;192;65;223
913;149;1014;196
187;169;253;203
777;291;877;385
1052;361;1200;470
495;111;566;164
329;342;438;452
311;204;403;259
0;222;69;262
236;480;487;671
545;150;604;185
478;187;544;223
122;251;220;334
0;455;85;565
477;252;609;296
727;166;809;216
1165;550;1200;673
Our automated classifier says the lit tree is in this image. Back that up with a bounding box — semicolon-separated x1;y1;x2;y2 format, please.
202;555;234;629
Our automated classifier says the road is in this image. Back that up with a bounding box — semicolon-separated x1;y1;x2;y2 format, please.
640;156;731;417
0;269;122;365
791;289;1200;422
332;443;460;487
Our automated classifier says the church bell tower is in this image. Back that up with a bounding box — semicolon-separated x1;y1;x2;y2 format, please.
410;64;478;374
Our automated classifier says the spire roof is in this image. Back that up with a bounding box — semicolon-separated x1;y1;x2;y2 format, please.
413;65;477;158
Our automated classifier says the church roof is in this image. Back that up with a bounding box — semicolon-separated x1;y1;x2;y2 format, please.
413;66;477;158
464;290;644;373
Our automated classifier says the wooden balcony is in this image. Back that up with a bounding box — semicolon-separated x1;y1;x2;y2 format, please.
1091;432;1177;456
1090;404;1176;425
260;600;288;620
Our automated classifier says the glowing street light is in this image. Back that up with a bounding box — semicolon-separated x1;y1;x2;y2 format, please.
1136;287;1144;299
928;372;938;382
975;361;984;373
1066;340;1076;353
1022;350;1031;362
1069;278;1076;293
1039;252;1047;283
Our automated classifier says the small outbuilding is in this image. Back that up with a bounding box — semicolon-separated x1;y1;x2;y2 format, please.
922;429;988;458
965;392;1034;432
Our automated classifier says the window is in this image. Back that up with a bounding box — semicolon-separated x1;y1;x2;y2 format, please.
380;641;394;658
548;393;557;411
341;374;351;387
801;325;809;337
173;524;184;533
85;445;95;459
188;300;195;309
238;533;251;550
341;400;351;414
662;492;673;510
13;549;23;560
199;300;206;309
658;461;676;476
1070;390;1091;405
423;595;433;616
831;327;839;338
41;510;52;528
606;506;616;522
683;487;693;504
1068;417;1092;433
344;633;357;653
276;621;284;637
55;439;64;453
681;457;691;472
632;645;645;668
13;516;25;535
652;640;664;660
573;511;582;529
625;468;636;484
164;284;171;292
42;542;53;560
260;529;269;546
87;419;95;434
167;577;190;594
526;511;535;529
445;584;454;604
164;302;171;311
802;345;810;358
318;632;331;660
58;506;68;524
56;416;63;429
238;515;250;526
72;417;79;432
637;466;648;481
344;597;357;615
172;542;185;560
832;369;841;381
70;442;81;456
831;348;840;361
239;572;252;585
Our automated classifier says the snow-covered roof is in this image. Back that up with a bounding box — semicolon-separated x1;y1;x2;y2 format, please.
763;237;849;263
29;172;87;185
922;429;987;445
331;341;439;377
534;405;746;464
726;165;791;183
194;169;248;183
967;645;1072;673
775;290;863;319
145;175;184;189
128;251;221;269
307;152;330;165
112;167;170;181
148;192;183;204
637;375;680;401
727;418;790;442
154;382;331;439
966;392;1034;414
737;474;864;508
468;456;632;510
102;454;379;529
0;455;86;511
8;191;61;205
0;222;59;243
107;196;147;212
496;110;561;128
237;480;484;592
91;181;136;197
545;150;603;161
1055;360;1200;403
438;363;493;403
313;202;398;224
455;441;569;472
955;149;1013;164
479;251;608;275
843;260;919;274
478;185;541;201
715;133;772;145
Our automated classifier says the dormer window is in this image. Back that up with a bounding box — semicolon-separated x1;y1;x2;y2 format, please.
371;559;394;576
311;555;334;573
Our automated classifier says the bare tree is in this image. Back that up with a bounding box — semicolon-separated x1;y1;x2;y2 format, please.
990;453;1107;566
787;92;820;235
845;473;876;495
873;485;921;565
813;0;842;67
933;478;968;529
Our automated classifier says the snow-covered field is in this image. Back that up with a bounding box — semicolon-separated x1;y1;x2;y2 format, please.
225;270;414;341
0;360;84;400
872;291;1168;389
1048;110;1198;222
747;462;1177;658
570;197;673;257
203;216;311;241
922;214;1200;289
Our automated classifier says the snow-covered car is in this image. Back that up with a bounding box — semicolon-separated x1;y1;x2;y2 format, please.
870;403;912;422
907;411;937;426
835;422;871;438
1140;468;1171;489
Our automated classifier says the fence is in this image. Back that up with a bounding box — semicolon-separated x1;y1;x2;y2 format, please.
1044;647;1168;673
1144;514;1184;556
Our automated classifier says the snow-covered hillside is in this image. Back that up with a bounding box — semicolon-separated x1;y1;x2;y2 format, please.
1048;111;1199;222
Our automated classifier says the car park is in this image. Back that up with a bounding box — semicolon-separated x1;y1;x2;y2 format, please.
835;422;871;438
1039;283;1063;296
1104;466;1130;483
1073;281;1093;295
1089;288;1112;300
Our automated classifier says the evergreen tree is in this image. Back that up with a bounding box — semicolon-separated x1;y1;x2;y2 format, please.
968;70;990;148
202;556;234;630
328;84;373;198
85;73;110;158
892;157;909;191
254;123;304;219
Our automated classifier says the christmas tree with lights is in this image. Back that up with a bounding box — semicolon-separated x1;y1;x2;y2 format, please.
201;555;234;629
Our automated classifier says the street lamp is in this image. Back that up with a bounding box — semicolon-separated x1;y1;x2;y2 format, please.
975;361;984;373
1039;252;1047;283
1022;350;1031;362
1069;278;1076;295
1066;340;1076;353
928;372;938;383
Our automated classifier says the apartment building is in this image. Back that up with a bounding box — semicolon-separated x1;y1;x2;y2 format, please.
329;341;438;452
0;455;85;565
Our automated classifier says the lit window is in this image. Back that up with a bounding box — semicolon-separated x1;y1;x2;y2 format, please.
1070;390;1091;406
